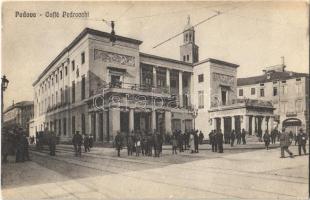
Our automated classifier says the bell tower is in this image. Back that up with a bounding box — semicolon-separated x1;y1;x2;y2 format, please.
180;16;199;63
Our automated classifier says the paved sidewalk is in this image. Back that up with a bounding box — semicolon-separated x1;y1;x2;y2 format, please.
1;145;308;200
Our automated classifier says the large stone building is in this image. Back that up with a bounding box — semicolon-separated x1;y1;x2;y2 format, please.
237;65;309;134
3;101;34;135
32;18;274;142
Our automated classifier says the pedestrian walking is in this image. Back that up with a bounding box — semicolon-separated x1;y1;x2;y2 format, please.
194;130;199;153
241;128;246;144
271;129;276;144
114;131;123;157
83;134;90;152
190;132;195;153
230;130;235;147
297;128;308;156
127;132;134;156
135;136;141;157
280;127;294;158
72;131;82;157
172;134;178;154
263;130;271;150
49;131;57;156
199;131;204;145
216;129;224;153
236;130;241;145
209;130;217;152
89;135;94;148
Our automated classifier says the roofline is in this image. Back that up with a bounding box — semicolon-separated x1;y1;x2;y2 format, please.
4;101;34;113
194;58;239;68
237;73;309;86
33;28;143;86
140;52;192;66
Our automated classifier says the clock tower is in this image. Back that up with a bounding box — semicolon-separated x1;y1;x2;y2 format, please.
180;16;199;63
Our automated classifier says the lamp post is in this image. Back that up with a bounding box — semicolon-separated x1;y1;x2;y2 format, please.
1;75;9;126
191;106;198;130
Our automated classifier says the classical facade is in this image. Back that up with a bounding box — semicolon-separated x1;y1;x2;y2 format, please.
3;101;34;135
32;18;275;142
237;65;309;134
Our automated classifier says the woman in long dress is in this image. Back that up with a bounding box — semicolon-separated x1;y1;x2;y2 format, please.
190;133;195;153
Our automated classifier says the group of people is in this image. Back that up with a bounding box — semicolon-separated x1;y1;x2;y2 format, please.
72;131;94;157
262;127;308;158
114;130;164;157
171;129;202;154
113;129;204;157
1;127;30;163
223;128;247;146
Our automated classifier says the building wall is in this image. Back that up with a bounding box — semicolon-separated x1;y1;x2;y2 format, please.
193;61;238;137
237;76;309;132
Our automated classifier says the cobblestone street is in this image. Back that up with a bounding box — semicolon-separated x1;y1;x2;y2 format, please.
1;144;308;199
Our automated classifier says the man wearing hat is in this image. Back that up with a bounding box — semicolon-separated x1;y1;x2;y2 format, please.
279;127;293;158
297;128;308;156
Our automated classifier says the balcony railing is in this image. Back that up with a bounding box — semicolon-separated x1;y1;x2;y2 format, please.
91;81;171;96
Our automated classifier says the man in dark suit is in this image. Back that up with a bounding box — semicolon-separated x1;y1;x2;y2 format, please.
216;129;224;153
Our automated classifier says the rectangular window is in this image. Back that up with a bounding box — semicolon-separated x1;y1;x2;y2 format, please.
71;60;75;71
72;116;75;135
198;90;204;108
238;89;243;96
186;55;189;61
296;78;301;81
198;74;204;83
65;86;68;103
81;76;85;100
60;71;63;80
65;66;68;76
260;88;265;97
251;88;255;95
296;84;302;96
273;87;278;96
60;88;63;103
282;85;287;95
72;81;75;103
171;80;177;88
281;80;286;83
183;56;186;61
63;118;67;135
55;74;58;83
260;83;264;86
296;100;303;113
81;52;85;64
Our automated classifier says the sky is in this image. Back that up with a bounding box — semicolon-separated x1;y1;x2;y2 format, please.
1;1;309;110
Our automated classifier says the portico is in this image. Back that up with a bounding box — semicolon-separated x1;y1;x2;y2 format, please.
209;99;275;135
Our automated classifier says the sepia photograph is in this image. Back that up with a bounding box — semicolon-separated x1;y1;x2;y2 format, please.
1;1;309;199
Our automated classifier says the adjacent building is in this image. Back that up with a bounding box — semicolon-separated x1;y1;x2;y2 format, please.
32;18;275;142
237;65;309;134
3;101;34;135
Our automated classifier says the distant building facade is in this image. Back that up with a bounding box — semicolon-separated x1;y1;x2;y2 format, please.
3;101;34;135
237;65;309;134
32;18;275;142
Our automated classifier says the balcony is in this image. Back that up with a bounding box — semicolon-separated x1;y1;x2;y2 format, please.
90;81;171;98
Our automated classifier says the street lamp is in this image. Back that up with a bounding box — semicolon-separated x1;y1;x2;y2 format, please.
1;75;9;126
190;105;198;130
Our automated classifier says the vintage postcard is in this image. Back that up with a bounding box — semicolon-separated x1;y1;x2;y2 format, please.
1;1;309;199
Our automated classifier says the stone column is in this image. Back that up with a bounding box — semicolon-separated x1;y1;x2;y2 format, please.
220;117;225;133
153;66;157;87
252;116;256;135
231;116;235;131
269;116;274;131
244;115;250;133
261;116;266;133
179;71;183;107
212;118;217;130
151;109;156;131
88;113;92;135
166;69;170;93
165;110;172;134
129;108;134;132
109;108;120;141
96;112;100;141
